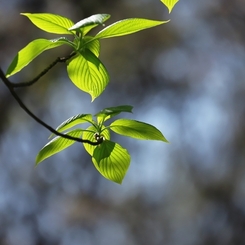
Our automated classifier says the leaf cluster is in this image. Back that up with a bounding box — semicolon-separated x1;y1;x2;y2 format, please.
36;105;168;184
6;13;168;101
5;0;178;183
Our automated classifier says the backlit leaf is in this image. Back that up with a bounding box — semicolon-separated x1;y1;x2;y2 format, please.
110;119;168;142
67;49;109;101
94;18;169;39
82;36;100;57
92;140;130;184
160;0;179;13
36;129;83;165
21;13;74;34
83;125;110;156
6;38;70;77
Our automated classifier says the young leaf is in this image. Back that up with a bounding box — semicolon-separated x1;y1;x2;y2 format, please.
36;129;84;165
82;36;100;57
94;18;169;39
69;14;110;35
49;114;94;138
21;13;74;34
96;105;133;123
6;38;70;77
92;140;130;184
110;119;168;142
67;49;109;101
83;125;110;156
160;0;179;13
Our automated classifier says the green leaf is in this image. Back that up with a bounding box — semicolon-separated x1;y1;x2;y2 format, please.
96;105;133;123
49;114;94;139
82;36;100;57
67;49;109;101
94;18;169;39
83;125;110;156
21;13;74;34
83;125;130;183
69;14;110;35
160;0;179;13
110;119;168;142
92;140;130;184
36;129;84;165
6;38;70;77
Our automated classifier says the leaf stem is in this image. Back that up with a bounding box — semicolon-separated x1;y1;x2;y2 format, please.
0;66;102;145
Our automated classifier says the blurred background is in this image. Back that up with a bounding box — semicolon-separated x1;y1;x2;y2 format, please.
1;0;245;244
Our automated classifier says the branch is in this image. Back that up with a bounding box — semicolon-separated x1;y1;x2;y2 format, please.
11;52;75;88
0;67;102;145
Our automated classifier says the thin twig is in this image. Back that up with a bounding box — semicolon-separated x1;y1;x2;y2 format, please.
11;53;76;88
0;67;102;145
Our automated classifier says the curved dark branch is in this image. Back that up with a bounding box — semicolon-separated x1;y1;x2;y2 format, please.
11;52;76;88
0;67;102;146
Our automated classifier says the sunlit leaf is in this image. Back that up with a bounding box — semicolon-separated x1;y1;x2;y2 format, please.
67;49;109;101
36;129;84;165
160;0;179;13
49;114;94;139
94;18;169;39
6;38;70;77
21;13;74;34
82;36;100;57
96;105;133;123
83;125;110;156
110;119;168;142
69;14;110;35
92;140;130;184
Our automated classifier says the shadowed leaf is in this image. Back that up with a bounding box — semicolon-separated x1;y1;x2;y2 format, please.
96;105;133;123
49;114;94;139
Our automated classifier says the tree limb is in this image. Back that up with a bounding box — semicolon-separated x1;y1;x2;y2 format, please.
0;67;102;145
10;53;75;88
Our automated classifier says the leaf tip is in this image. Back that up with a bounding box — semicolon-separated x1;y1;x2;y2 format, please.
35;158;41;166
160;134;169;143
90;92;100;102
160;0;179;13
